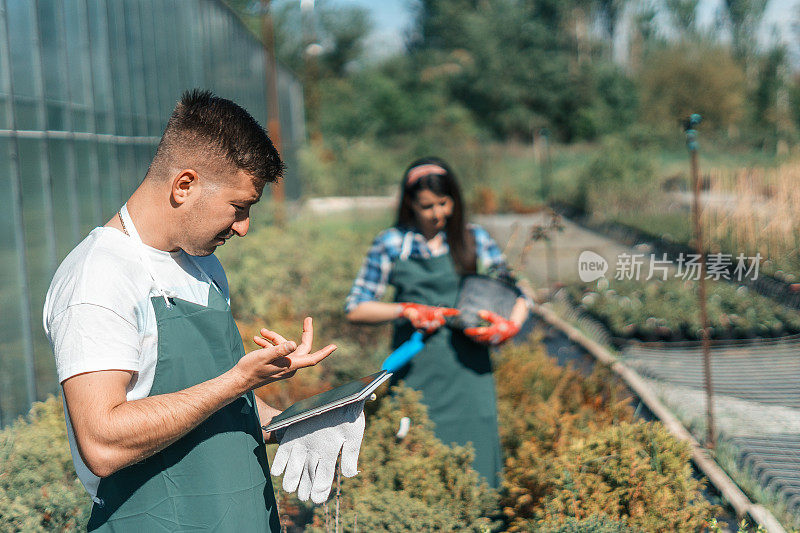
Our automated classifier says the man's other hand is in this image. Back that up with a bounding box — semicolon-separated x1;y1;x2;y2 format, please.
235;317;336;388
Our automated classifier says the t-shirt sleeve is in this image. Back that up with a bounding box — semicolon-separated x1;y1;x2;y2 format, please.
49;303;141;383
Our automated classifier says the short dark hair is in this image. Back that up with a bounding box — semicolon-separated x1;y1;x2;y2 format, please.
148;89;284;188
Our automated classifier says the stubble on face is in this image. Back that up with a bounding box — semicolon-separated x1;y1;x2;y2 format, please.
177;169;261;257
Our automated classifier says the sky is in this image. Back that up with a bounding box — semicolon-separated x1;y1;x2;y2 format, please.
332;0;799;61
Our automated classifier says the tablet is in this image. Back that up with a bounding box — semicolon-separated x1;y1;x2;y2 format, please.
262;370;392;432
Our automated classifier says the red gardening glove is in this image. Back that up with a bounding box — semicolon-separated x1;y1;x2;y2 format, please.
399;303;459;334
464;310;520;345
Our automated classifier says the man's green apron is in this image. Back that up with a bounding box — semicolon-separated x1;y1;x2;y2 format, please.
88;206;280;532
389;235;502;488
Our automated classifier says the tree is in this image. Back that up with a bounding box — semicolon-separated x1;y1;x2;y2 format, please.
664;0;699;36
637;43;746;133
408;0;637;139
722;0;768;62
595;0;628;44
752;44;792;149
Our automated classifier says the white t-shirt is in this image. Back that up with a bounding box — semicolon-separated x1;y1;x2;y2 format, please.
43;226;229;501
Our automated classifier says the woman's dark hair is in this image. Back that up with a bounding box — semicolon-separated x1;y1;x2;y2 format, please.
396;157;476;274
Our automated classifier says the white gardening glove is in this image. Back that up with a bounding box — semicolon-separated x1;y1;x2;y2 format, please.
270;400;366;504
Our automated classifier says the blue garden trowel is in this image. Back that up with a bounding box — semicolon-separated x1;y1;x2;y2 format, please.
381;331;425;373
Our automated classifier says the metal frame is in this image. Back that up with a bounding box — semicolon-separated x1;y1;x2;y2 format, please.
0;0;37;411
0;0;305;425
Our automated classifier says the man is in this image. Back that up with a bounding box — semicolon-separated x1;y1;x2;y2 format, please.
43;90;362;532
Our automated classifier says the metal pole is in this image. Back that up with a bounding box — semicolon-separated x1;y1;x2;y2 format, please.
107;0;138;195
56;0;81;244
142;0;163;128
302;0;320;143
261;0;285;222
89;0;124;207
80;0;115;222
0;0;38;408
30;0;58;276
685;113;716;449
76;0;103;225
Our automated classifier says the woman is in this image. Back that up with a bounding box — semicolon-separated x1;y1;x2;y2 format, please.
345;157;529;488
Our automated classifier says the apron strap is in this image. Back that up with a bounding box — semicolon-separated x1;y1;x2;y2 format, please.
120;204;173;308
119;204;224;306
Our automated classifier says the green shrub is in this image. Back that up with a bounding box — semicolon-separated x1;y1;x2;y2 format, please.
503;421;716;532
574;138;657;215
304;384;501;532
494;339;633;456
569;278;800;341
495;341;718;531
0;396;88;532
637;43;746;133
535;514;635;532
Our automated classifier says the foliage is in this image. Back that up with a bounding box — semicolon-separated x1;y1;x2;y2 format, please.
495;341;717;530
721;0;769;63
750;45;794;150
664;0;699;35
569;278;800;341
494;340;633;457
302;384;500;532
534;514;634;532
573;137;657;214
637;43;746;133
503;421;715;531
409;0;638;140
0;396;88;532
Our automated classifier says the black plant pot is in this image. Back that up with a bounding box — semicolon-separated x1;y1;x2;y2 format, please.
450;274;520;330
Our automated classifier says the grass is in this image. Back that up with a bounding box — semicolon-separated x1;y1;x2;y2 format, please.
576;147;800;278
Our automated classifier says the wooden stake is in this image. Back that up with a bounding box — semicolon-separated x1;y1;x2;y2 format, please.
685;114;715;449
261;0;285;224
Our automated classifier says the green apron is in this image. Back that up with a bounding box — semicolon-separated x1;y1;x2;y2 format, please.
88;206;280;532
389;235;502;488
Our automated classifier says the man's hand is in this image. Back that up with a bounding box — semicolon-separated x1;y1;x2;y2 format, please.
235;317;336;389
399;303;459;334
463;310;520;345
270;400;366;504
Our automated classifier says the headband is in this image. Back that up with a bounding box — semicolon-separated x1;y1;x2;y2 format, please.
405;164;447;186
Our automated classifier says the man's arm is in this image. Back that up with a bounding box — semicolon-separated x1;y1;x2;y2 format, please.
63;317;334;478
254;394;282;443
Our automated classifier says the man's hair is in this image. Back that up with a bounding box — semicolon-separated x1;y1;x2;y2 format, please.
147;89;284;188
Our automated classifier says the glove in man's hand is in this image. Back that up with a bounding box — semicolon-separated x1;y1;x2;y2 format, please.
270;400;366;504
400;303;459;334
464;310;520;345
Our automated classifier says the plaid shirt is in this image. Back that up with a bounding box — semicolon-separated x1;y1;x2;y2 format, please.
345;224;507;312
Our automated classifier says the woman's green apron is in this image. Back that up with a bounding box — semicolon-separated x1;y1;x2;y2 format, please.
88;206;280;532
389;232;502;488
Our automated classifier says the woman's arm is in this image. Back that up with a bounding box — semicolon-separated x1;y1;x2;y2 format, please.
510;296;529;327
346;301;402;324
